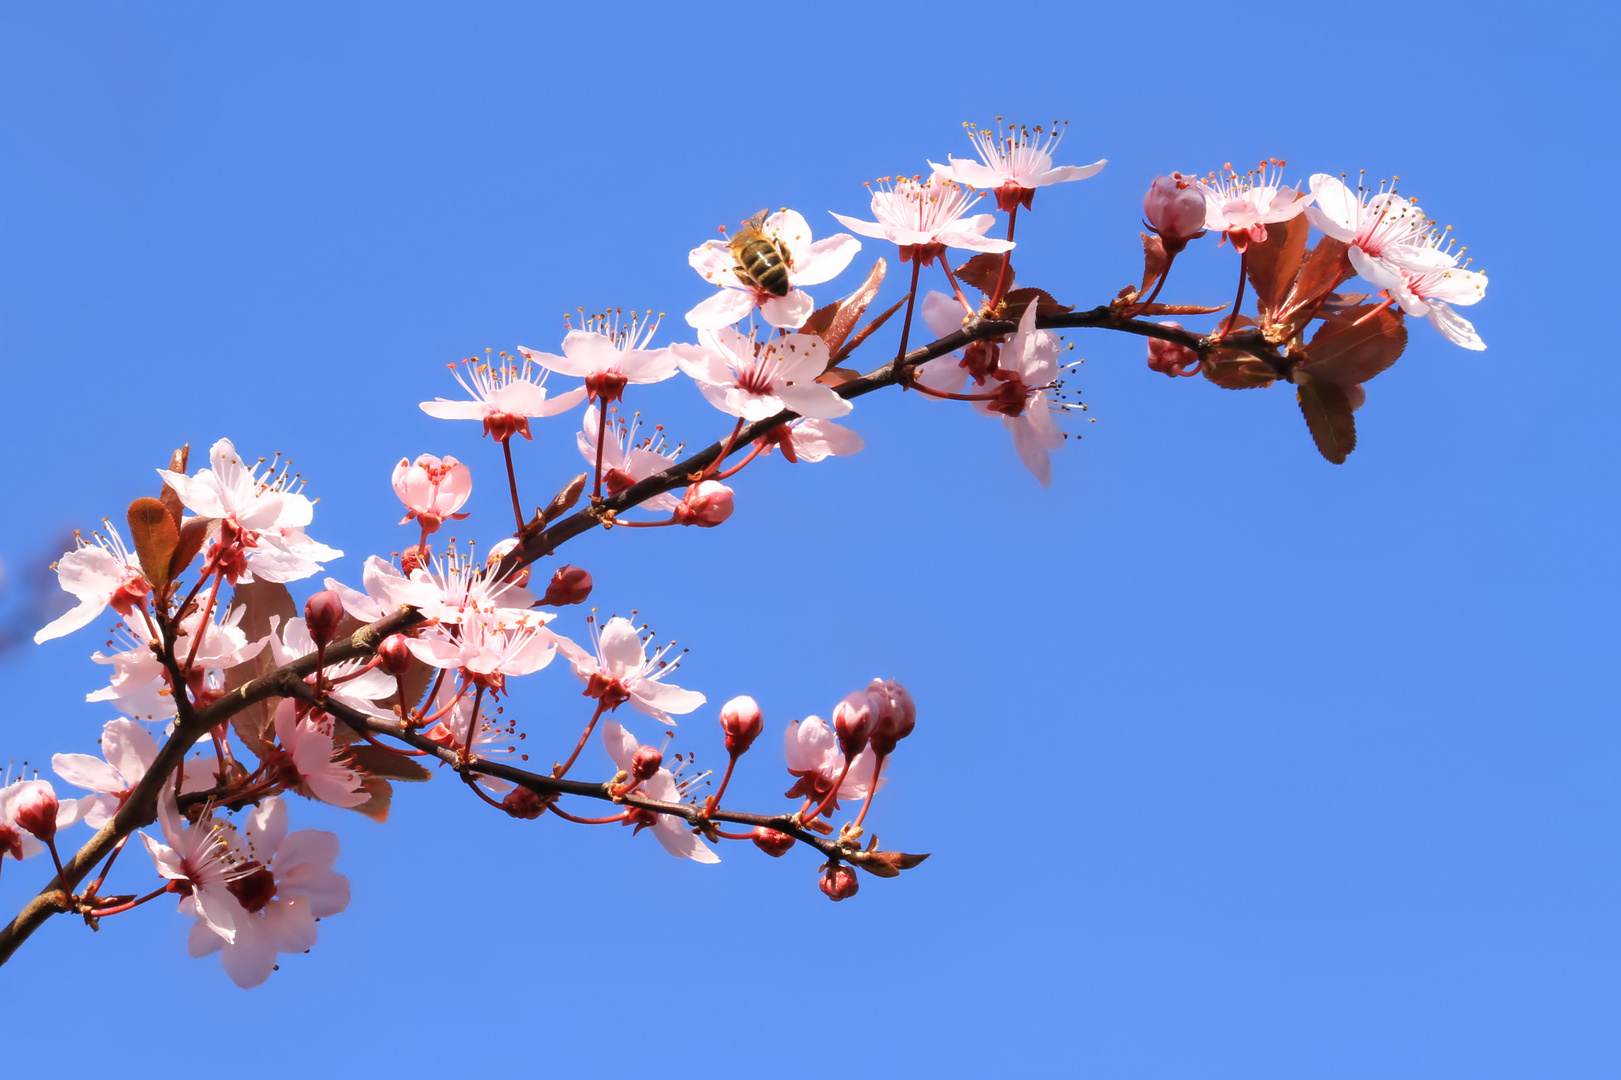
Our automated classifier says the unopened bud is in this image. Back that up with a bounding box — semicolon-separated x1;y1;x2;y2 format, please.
673;480;734;528
399;545;427;577
542;565;593;607
501;786;546;820
751;826;795;857
719;695;764;755
832;691;873;758
631;745;663;781
867;678;916;757
819;863;859;902
377;634;413;677
227;865;276;913
1143;173;1208;253
304;590;345;648
603;466;635;495
1146;324;1200;377
0;824;23;860
10;781;59;845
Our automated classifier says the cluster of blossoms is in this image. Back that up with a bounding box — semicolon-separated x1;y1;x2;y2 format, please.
3;117;1487;987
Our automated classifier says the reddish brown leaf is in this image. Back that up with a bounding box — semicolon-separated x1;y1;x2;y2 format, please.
955;252;1008;296
815;366;862;388
159;445;190;530
126;497;179;590
168;518;213;582
1244;206;1309;317
1202;356;1277;390
349;744;433;783
539;474;588;527
830;294;907;364
222;579;299;761
814;259;887;358
1295;374;1357;464
1002;288;1074;322
1139;232;1169;297
1297;305;1407;386
849;849;932;878
347;777;393;822
800;300;841;339
1283;237;1351;319
1136;302;1229;316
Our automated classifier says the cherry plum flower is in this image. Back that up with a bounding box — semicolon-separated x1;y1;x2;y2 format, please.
1386;247;1489;351
140;790;249;943
672;328;851;422
403;546;536;628
1199;160;1313;251
323;555;419;624
686;209;861;331
268;616;396;718
87;605;269;722
34;522;149;644
392;454;471;533
1;778;79;862
930;119;1106;211
831;173;1014;265
914;290;975;397
601;720;718;864
972;302;1067;487
404;611;558;694
419;679;516;796
53;718;210;830
754;418;864;464
577;404;681;511
157;439;341;584
1305;172;1454;288
519;310;679;404
782;715;884;813
270;700;369;808
550;614;705;724
420;352;587;441
184;797;350;988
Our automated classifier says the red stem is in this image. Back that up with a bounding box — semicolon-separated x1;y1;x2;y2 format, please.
502;437;526;532
989;205;1019;308
893;259;923;365
554;700;608;779
548;805;629;825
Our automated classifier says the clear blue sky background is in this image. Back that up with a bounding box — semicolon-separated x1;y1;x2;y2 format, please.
1;3;1615;1077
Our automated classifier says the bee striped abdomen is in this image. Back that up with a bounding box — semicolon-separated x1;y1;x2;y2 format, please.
733;236;790;296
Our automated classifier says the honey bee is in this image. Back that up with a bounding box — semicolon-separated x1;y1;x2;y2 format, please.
728;209;792;297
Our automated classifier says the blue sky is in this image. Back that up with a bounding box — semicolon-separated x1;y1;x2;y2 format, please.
1;3;1615;1077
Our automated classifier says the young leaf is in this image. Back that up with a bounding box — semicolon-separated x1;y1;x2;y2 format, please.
1244;209;1309;317
1002;288;1074;322
158;445;190;530
222;579;299;761
168;518;213;582
1282;237;1351;321
1140;231;1169;297
350;744;434;783
347;777;393;822
955;252;1008;296
1295;374;1358;464
1297;305;1407;386
1201;355;1276;390
830;294;907;364
816;258;887;358
126;497;179;590
1136;302;1228;316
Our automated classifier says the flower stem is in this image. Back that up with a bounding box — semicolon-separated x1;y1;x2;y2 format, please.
712;441;766;481
88;882;175;918
1220;248;1249;340
548;805;630;825
181;569;225;675
702;755;740;818
502;437;525;533
939;255;974;315
989;205;1019;309
809;758;854;821
591;404;610;500
853;752;888;828
893;259;923;365
554;700;608;779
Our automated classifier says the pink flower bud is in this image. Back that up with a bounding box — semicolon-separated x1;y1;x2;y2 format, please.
542;565;593;607
10;781;59;844
502;786;547;820
674;480;734;528
1146;323;1200;377
631;745;663;782
1143;173;1208;253
819;864;859;902
304;589;345;648
719;695;764;755
751;826;795;857
832;691;873;758
377;634;414;677
0;824;23;861
866;678;916;757
392;453;472;533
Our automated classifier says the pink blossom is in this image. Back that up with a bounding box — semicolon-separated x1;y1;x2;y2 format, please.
268;616;396;720
930;119;1106;211
971;302;1068;487
1143;173;1208;252
419;679;516;795
672;327;852;422
0;779;79;861
1305;173;1454;288
915;290;974;396
673;480;734;527
402;546;536;627
601;720;719;863
686;209;861;331
577;404;681;511
832;173;1015;266
782;715;884;812
88;606;269;722
34;521;149;644
139;791;249;943
1200;161;1313;250
1387;248;1488;351
551;614;705;724
755;418;864;464
404;611;558;693
53;718;210;830
420;353;588;441
392;454;472;532
323;555;418;624
519;310;679;403
270;700;369;808
157;439;342;584
184;797;350;988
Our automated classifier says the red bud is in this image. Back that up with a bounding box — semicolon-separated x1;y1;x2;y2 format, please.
819;864;859;902
832;691;873;759
502;787;546;820
377;634;413;677
719;695;763;755
673;481;733;527
631;746;663;782
867;678;916;757
10;782;60;844
751;826;795;857
1147;323;1200;377
304;589;345;648
542;565;593;607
